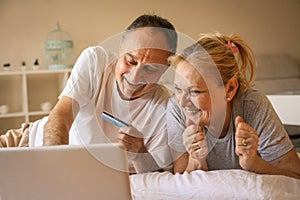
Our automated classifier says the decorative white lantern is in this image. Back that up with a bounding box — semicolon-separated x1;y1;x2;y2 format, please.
45;22;75;70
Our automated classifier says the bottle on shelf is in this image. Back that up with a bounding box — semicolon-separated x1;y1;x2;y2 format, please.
2;63;11;71
21;61;26;71
33;59;39;70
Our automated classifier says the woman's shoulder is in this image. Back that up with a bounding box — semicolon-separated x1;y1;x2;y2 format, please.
168;94;177;104
236;88;268;103
167;94;181;109
233;88;272;116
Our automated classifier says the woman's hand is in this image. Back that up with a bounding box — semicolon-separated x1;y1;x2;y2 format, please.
183;120;208;161
235;116;259;171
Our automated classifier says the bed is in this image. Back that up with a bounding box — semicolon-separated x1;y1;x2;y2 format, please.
1;115;299;199
9;121;299;199
129;169;300;199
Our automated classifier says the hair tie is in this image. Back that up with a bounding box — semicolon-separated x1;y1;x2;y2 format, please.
227;41;238;54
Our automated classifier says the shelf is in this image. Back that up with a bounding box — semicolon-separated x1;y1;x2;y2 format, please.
0;68;72;76
29;111;51;116
0;68;71;133
25;68;72;75
0;112;25;118
0;71;23;76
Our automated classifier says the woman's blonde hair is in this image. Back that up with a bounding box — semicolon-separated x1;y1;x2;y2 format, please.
169;31;257;92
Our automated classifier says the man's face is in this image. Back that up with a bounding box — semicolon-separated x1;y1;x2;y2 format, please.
115;28;172;99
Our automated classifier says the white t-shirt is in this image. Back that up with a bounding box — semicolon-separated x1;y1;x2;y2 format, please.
60;46;173;171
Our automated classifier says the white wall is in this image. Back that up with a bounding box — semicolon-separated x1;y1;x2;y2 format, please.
1;0;300;69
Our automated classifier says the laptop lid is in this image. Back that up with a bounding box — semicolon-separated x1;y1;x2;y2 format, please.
0;143;132;200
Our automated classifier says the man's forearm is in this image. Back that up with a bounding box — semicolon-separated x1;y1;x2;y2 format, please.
43;117;69;146
43;97;76;146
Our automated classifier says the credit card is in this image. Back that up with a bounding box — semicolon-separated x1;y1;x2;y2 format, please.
101;111;129;127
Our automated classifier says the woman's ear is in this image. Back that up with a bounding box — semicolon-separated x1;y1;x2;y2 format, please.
225;78;239;102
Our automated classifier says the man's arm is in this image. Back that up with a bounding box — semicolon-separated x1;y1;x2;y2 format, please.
43;96;79;146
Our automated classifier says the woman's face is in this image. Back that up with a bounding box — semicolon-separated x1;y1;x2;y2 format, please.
174;61;225;127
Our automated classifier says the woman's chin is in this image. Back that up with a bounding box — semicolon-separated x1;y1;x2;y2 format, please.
185;114;199;125
186;113;209;127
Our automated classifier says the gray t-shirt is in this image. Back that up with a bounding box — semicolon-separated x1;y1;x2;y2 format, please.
167;89;294;170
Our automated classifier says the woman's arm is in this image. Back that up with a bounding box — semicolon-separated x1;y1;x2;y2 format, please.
172;151;188;174
172;150;208;174
252;149;300;179
167;96;208;173
235;116;300;179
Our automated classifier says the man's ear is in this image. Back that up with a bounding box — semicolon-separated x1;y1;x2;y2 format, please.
225;78;239;101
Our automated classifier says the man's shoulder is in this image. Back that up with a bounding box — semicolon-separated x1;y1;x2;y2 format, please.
82;45;117;63
78;46;117;75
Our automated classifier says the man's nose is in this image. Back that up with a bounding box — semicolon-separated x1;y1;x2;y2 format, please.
127;65;145;84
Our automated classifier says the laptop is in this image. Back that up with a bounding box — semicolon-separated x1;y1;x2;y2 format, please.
0;143;132;200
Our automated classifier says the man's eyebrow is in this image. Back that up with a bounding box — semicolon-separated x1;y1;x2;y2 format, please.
125;53;138;60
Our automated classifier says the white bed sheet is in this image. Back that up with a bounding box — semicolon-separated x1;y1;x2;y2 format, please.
130;169;300;200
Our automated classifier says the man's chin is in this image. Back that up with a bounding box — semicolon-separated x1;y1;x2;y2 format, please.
117;82;158;100
119;87;145;100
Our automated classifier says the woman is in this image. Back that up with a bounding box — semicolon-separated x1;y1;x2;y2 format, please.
167;32;300;179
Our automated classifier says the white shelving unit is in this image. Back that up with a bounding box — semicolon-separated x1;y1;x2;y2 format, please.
0;68;71;133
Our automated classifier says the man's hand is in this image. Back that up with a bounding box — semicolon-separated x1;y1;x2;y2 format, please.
117;125;162;173
117;126;147;155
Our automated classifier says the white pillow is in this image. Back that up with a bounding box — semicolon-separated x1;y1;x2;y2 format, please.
130;169;300;200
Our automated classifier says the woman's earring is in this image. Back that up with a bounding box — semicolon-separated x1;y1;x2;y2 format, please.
226;97;231;101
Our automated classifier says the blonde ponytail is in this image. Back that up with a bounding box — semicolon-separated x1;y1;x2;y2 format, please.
227;33;257;92
169;31;257;93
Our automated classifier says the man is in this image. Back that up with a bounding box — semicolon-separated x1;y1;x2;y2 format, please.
43;14;178;173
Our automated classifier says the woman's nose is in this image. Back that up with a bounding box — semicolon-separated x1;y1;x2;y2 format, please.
179;92;191;107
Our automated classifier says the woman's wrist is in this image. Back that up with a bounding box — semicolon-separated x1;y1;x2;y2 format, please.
186;156;208;172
